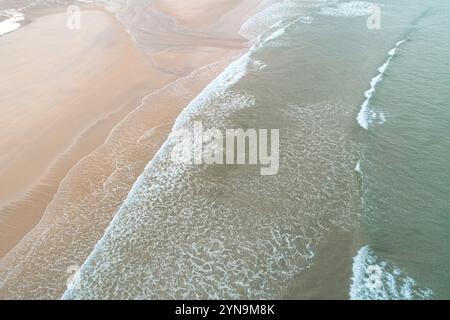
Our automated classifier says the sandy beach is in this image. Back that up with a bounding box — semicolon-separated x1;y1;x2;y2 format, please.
0;8;162;259
0;0;265;299
3;0;445;302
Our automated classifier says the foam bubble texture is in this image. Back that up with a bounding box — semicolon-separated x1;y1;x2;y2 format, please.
350;246;433;300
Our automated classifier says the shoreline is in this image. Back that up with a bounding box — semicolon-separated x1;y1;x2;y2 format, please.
0;0;270;299
0;6;168;259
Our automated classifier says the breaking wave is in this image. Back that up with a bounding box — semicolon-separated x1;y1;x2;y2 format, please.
357;39;406;129
350;246;433;300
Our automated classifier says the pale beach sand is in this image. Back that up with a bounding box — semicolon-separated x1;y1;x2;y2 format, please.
0;0;266;299
0;8;163;259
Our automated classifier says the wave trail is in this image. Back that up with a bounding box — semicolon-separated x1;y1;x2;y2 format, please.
356;39;406;129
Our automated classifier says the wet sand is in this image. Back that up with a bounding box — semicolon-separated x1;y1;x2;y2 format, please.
0;8;163;259
0;0;264;299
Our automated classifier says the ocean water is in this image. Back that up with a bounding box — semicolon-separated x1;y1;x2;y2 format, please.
354;0;450;299
1;0;448;299
61;0;449;300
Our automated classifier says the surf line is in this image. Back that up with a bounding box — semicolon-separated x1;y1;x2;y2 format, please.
0;9;25;36
357;39;407;130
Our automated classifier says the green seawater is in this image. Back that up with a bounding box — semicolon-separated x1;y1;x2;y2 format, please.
232;0;450;298
63;0;450;299
359;1;450;299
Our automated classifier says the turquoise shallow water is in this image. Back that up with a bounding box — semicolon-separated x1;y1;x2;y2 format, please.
59;0;449;299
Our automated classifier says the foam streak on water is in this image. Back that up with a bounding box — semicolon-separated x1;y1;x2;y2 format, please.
319;1;375;17
354;161;361;174
357;39;406;129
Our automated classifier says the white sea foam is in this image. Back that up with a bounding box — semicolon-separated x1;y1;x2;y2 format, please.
252;59;268;71
63;1;355;300
357;39;406;129
0;9;25;36
319;1;375;17
258;14;311;48
299;16;314;24
350;246;433;300
175;2;306;128
239;0;297;40
355;161;361;173
388;40;406;56
173;54;252;130
264;25;286;43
